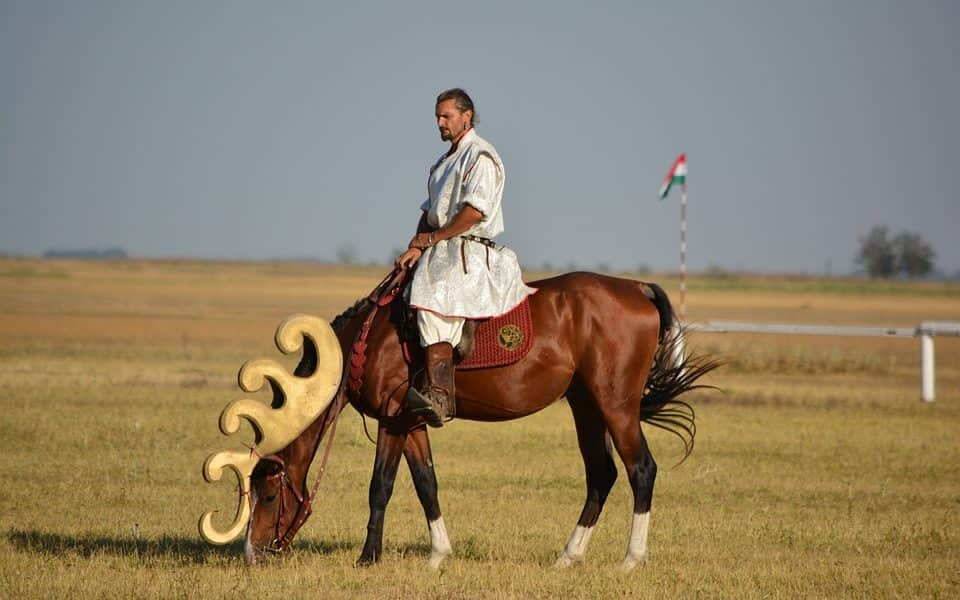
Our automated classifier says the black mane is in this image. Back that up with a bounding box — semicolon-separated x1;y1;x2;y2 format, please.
331;298;372;333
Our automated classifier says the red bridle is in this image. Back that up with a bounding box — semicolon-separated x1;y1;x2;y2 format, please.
258;454;307;551
252;396;343;553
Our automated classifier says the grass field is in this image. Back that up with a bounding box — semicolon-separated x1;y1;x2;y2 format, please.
1;258;958;598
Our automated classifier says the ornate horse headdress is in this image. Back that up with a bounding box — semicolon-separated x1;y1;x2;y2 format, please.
198;314;342;544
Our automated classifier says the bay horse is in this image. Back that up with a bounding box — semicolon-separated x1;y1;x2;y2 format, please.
241;270;718;570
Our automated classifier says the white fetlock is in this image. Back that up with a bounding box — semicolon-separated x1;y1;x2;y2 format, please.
621;512;650;572
552;525;593;569
427;518;452;570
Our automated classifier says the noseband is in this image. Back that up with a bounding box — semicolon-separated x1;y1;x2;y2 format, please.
258;454;312;552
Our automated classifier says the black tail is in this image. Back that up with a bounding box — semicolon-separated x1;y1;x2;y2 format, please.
645;282;674;343
640;284;722;462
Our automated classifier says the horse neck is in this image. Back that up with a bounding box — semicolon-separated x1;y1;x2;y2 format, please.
275;398;343;486
274;295;390;478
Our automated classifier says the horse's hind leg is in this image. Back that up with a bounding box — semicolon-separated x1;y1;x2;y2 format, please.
403;425;452;569
603;408;657;571
553;383;618;568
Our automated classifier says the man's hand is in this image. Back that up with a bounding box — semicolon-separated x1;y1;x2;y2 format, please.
396;247;423;269
409;232;434;250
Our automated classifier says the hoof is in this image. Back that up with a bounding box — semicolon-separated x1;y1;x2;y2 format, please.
356;553;378;568
620;555;647;572
551;553;583;569
427;549;452;570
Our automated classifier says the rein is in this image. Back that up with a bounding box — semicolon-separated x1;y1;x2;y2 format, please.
347;267;409;395
264;390;346;552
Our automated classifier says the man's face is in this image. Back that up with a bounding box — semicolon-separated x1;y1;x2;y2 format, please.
436;99;472;142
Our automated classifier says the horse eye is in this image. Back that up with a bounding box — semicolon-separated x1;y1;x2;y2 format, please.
264;494;277;503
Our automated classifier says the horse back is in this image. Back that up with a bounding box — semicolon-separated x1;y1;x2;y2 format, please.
526;271;664;347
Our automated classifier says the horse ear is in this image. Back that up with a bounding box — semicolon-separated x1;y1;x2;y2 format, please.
198;315;343;545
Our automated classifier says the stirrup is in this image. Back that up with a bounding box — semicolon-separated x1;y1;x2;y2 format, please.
404;387;444;428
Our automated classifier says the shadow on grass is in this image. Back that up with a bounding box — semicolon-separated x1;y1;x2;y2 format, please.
6;529;243;565
7;529;506;566
6;529;369;566
291;537;359;556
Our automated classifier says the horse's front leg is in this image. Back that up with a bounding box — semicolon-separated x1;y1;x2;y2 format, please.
357;421;407;566
403;425;452;569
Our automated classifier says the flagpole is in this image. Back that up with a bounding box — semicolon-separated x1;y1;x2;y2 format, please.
679;182;687;322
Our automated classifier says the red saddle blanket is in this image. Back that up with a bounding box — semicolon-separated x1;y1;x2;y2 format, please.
457;298;534;370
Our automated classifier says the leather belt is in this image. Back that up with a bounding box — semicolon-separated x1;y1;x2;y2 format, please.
460;234;500;250
457;235;500;273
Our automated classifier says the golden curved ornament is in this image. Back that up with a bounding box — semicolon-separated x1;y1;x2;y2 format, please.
198;314;343;545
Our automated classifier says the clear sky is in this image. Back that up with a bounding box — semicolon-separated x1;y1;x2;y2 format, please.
2;1;958;275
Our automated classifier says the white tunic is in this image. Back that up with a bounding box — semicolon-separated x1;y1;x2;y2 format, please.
408;129;536;318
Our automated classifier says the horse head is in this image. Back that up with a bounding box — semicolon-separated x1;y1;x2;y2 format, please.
197;314;343;564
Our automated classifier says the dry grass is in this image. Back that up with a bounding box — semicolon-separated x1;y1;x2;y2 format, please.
1;257;958;598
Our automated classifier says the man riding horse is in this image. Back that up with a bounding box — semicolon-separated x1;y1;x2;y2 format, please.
396;88;535;427
201;88;719;570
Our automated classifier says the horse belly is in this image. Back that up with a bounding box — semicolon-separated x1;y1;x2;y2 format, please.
454;360;573;422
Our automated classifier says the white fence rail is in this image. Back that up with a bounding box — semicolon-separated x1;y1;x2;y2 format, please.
680;320;960;402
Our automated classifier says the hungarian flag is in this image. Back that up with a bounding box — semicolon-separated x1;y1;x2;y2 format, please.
658;153;687;199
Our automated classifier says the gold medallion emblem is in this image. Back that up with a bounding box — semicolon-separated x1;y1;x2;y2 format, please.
497;324;523;351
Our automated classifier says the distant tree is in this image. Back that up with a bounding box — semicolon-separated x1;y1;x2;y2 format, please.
892;232;936;278
704;264;734;279
44;247;128;259
335;243;357;265
100;247;128;259
855;226;896;278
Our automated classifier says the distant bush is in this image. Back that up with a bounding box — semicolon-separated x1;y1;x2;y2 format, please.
335;243;358;265
703;264;738;279
44;247;128;259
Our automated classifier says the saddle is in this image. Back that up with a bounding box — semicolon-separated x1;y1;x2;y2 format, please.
454;299;534;370
346;269;535;398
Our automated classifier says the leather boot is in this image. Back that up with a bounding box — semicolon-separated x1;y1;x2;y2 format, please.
405;342;456;427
